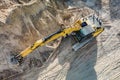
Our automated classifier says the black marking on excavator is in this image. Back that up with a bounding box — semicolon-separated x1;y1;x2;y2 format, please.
43;29;62;42
81;22;87;27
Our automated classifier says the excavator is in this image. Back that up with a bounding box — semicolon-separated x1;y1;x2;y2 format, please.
10;15;104;65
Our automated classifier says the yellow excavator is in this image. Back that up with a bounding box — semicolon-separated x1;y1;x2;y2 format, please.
10;15;104;65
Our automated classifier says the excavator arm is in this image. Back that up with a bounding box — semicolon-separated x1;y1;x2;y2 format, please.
20;26;81;57
10;20;82;65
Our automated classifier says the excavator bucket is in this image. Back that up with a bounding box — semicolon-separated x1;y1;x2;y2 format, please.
9;54;23;65
10;55;19;64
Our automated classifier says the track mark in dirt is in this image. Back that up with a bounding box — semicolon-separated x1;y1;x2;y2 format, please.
0;69;22;80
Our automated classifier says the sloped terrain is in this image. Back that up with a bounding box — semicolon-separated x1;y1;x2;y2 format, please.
0;0;120;80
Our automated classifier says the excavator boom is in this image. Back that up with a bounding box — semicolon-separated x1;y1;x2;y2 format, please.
19;25;82;57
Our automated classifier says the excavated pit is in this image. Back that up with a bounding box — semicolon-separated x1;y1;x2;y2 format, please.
0;0;120;80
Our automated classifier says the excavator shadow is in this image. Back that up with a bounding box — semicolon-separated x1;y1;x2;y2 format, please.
82;0;102;12
57;36;98;80
21;36;98;80
109;0;120;20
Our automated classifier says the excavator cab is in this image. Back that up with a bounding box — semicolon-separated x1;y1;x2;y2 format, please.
74;21;93;41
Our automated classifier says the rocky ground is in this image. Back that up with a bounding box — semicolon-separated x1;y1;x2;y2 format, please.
0;0;120;80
